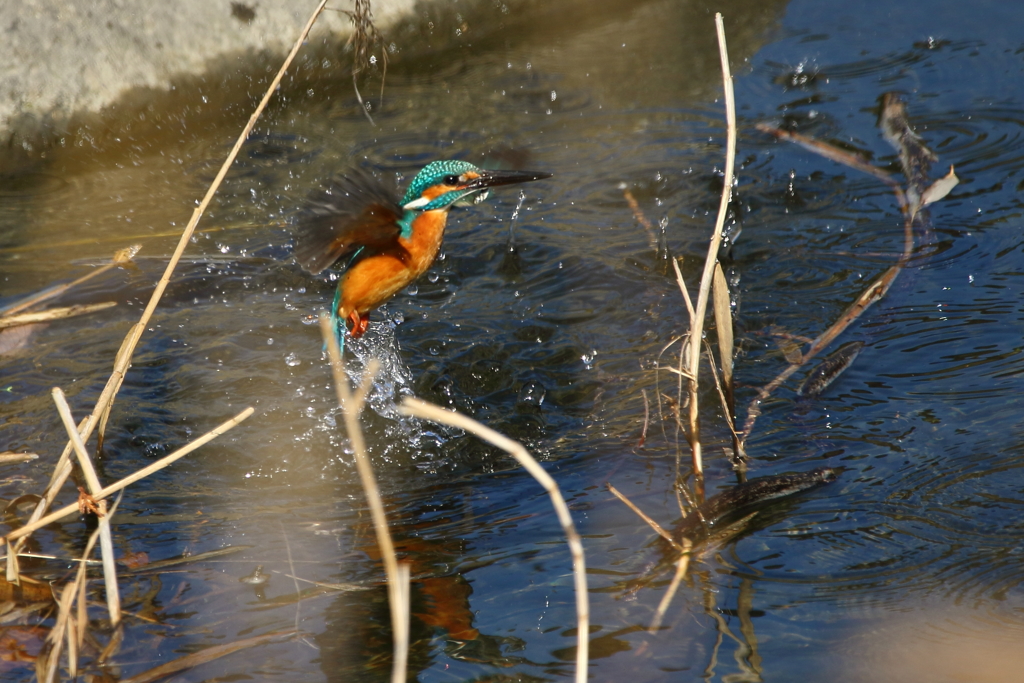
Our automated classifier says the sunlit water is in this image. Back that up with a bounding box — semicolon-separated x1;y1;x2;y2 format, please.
3;0;1024;681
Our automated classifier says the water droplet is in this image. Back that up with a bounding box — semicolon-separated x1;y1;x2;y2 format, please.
427;272;439;283
406;284;418;296
267;338;274;345
285;352;300;367
517;381;546;409
581;349;597;369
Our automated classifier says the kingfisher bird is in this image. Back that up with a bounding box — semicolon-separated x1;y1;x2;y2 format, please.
294;159;550;343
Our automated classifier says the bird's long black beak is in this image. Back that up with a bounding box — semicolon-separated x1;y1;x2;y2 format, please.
464;169;552;191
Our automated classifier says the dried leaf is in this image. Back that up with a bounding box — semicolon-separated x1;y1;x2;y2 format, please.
798;341;865;398
0;575;54;606
712;262;734;388
778;340;803;365
920;166;959;207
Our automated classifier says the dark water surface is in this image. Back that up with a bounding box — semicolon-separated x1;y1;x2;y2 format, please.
3;0;1024;680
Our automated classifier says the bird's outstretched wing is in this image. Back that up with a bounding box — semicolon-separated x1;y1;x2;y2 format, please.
293;168;404;275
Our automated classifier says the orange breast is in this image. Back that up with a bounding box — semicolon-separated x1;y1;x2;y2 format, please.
338;209;449;316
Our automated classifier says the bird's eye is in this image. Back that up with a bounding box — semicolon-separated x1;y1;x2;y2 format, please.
443;174;460;185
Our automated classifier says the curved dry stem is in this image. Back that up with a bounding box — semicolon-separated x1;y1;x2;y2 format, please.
682;14;737;477
398;397;590;683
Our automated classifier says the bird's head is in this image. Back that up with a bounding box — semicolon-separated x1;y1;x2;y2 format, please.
401;160;551;212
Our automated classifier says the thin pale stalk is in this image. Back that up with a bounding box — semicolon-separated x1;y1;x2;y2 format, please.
319;315;407;683
684;14;738;477
0;452;38;465
0;302;117;329
607;483;681;551
639;389;650;448
53;387;121;624
3;407;253;544
399;397;589;683
66;610;78;677
118;630;298;683
649;539;693;633
43;581;77;683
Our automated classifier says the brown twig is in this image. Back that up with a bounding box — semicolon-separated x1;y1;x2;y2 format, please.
340;0;387;125
740;112;930;449
621;185;658;249
0;245;139;318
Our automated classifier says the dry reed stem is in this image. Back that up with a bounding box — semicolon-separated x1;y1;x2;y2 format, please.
52;387;122;626
0;302;117;329
42;580;77;683
648;538;693;633
681;14;737;478
118;629;298;683
639;389;650;448
3;407;254;544
11;0;326;574
64;494;124;680
398;397;590;683
0;452;38;465
0;245;139;318
319;315;408;683
606;483;681;551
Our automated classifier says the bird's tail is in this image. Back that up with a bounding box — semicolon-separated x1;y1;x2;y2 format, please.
328;285;346;356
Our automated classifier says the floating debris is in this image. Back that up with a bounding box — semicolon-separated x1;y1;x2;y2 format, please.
797;341;865;398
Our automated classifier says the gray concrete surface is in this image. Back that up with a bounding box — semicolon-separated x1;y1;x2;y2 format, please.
0;0;412;144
